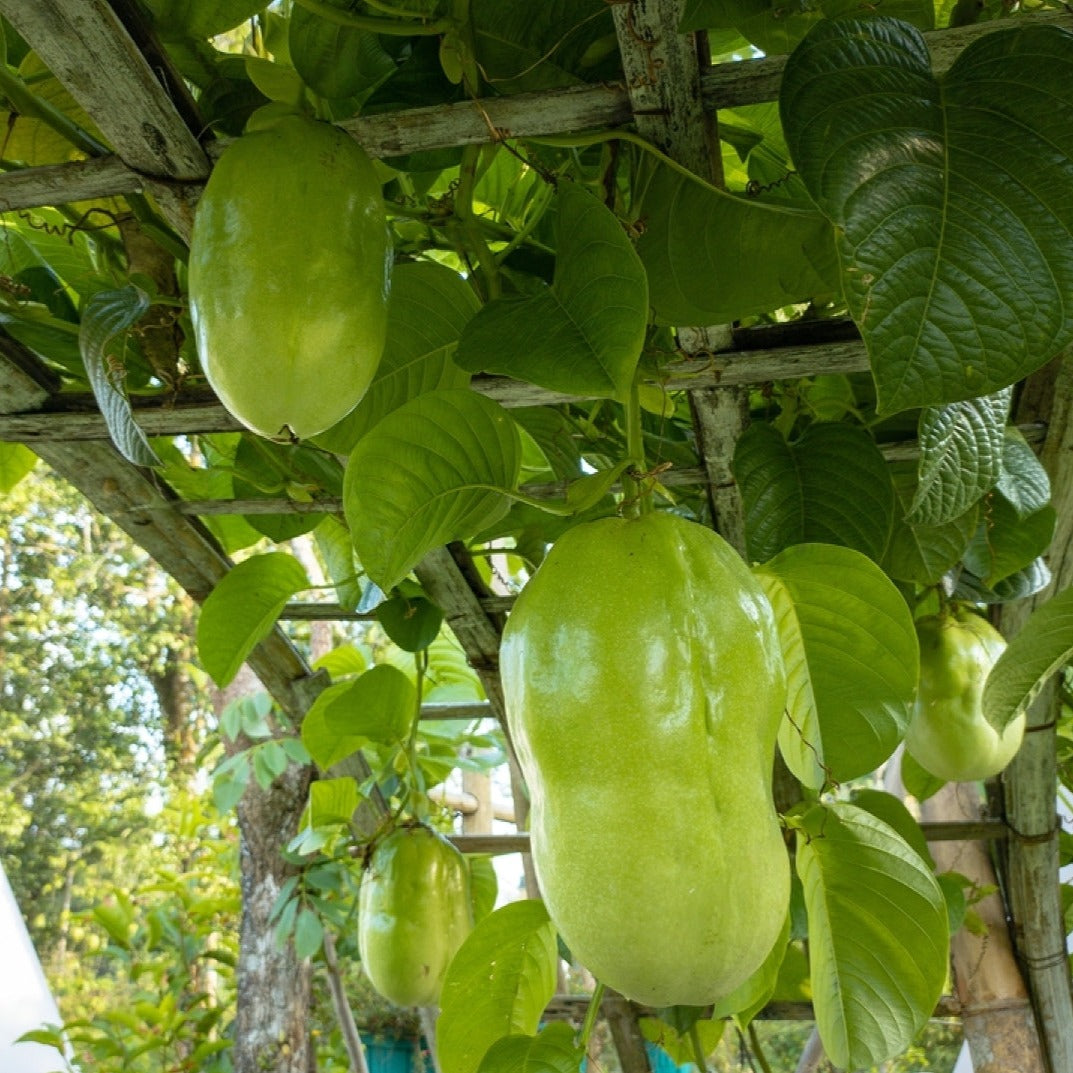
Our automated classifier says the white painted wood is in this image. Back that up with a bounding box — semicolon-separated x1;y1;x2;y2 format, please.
0;864;64;1073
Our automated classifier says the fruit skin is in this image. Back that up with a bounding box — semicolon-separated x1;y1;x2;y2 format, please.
358;823;473;1008
501;511;790;1006
189;114;391;440
906;609;1024;782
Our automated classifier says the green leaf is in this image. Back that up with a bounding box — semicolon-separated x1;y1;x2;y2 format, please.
735;422;895;563
315;261;478;454
982;584;1073;732
79;285;161;468
639;1018;724;1068
996;427;1051;518
301;665;415;769
962;497;1055;586
144;0;264;39
470;0;618;94
885;462;978;586
293;907;324;959
0;441;36;493
313;516;362;612
780;19;1073;414
709;913;790;1027
456;183;648;401
848;788;931;865
344;389;521;592
213;755;250;813
376;592;444;652
756;544;918;787
289;0;395;100
308;777;360;827
196;553;310;687
477;1023;584;1073
636;162;839;326
312;643;368;679
680;0;821;55
468;856;499;924
907;390;1011;526
792;802;949;1070
954;557;1052;605
899;748;946;803
438;900;559;1073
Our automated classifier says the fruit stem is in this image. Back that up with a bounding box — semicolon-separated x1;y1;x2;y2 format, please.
406;649;430;818
747;1022;774;1073
577;981;605;1051
621;375;651;517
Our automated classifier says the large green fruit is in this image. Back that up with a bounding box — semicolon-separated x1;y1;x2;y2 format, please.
358;823;473;1008
189;114;391;440
501;511;790;1006
906;609;1024;782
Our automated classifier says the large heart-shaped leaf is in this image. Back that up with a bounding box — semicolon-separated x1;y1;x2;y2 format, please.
983;584;1073;733
734;421;895;563
907;389;1012;526
315;261;478;454
792;802;949;1070
438;900;559;1073
344;389;521;592
455;182;648;400
636;163;839;326
780;18;1073;414
756;544;918;787
197;552;310;687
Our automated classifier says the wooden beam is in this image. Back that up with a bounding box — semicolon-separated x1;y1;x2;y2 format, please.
998;352;1073;1073
0;0;207;181
0;335;874;442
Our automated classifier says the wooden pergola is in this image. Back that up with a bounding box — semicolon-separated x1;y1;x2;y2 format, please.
2;3;1073;1071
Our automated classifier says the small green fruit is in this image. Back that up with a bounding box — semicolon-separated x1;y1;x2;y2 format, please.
189;114;391;440
906;610;1024;783
358;823;473;1008
501;511;790;1006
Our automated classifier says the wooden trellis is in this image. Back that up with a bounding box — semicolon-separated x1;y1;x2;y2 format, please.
2;2;1073;1071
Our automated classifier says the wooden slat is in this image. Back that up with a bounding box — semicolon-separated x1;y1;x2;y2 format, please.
0;0;207;181
0;337;873;442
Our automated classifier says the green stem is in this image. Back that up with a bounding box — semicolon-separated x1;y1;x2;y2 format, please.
620;376;648;517
406;649;429;817
455;144;501;300
689;1023;709;1072
290;0;452;35
493;179;556;265
577;982;605;1051
747;1023;774;1073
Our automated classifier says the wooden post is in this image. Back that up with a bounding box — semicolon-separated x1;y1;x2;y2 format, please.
919;782;1045;1072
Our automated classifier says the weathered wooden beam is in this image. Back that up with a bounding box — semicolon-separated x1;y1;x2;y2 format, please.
998;352;1073;1073
449;819;1007;858
0;0;207;181
0;332;874;443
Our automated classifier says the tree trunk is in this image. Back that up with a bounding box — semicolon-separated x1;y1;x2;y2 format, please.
919;782;1045;1073
217;665;315;1073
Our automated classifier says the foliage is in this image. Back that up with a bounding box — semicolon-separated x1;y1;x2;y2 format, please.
5;2;1073;1071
